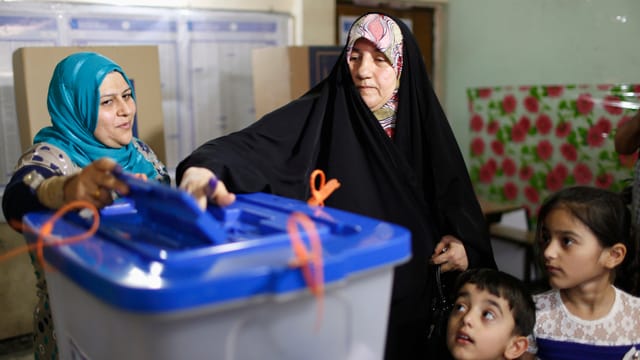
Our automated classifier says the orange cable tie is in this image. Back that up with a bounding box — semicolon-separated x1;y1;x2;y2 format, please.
286;211;325;331
307;169;341;207
0;200;100;273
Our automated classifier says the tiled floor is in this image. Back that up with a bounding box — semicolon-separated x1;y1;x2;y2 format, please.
0;334;33;360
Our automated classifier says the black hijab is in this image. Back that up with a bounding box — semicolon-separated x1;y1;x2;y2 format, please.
177;12;496;306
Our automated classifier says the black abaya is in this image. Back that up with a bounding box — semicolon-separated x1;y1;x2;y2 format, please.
177;12;496;359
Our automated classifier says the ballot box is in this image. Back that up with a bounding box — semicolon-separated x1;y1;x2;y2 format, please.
22;174;410;360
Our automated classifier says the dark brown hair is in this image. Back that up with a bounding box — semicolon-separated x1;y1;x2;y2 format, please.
453;268;536;337
536;186;640;295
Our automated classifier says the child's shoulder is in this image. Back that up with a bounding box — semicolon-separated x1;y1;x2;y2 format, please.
606;288;640;344
533;287;640;345
616;287;640;313
532;288;560;311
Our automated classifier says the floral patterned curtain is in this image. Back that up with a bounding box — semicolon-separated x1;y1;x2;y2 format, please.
468;84;640;225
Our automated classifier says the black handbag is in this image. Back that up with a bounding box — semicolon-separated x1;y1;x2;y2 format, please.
426;264;455;357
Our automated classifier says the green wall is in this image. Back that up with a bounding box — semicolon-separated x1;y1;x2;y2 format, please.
444;0;640;164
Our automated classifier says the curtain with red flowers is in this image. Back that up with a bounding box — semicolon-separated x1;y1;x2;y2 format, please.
468;84;640;225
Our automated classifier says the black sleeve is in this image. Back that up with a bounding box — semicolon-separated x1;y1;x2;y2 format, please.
2;166;56;231
176;96;322;201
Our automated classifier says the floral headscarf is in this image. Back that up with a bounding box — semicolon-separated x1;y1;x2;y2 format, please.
346;14;404;77
346;14;404;138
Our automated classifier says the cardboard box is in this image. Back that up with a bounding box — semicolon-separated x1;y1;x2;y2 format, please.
0;222;37;341
12;46;166;163
252;46;342;119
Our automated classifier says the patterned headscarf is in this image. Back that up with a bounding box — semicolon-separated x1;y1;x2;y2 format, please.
346;14;403;138
34;52;159;179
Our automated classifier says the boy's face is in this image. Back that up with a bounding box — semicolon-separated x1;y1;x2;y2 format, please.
447;283;528;360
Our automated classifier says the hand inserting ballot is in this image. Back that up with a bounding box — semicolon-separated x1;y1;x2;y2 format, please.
179;166;235;210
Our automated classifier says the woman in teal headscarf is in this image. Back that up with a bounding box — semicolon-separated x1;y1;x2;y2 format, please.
2;51;169;359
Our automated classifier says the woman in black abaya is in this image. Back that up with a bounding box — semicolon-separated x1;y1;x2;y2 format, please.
177;12;496;359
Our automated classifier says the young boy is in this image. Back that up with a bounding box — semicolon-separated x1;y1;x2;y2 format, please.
447;268;535;360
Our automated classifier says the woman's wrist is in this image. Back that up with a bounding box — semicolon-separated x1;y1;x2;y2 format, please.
36;174;74;209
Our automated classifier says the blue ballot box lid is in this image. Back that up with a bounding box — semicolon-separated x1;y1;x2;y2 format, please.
22;174;411;313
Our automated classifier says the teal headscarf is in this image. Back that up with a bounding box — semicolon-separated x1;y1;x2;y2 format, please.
34;52;159;179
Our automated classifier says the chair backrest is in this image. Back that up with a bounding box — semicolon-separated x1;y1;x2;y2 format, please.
12;45;166;163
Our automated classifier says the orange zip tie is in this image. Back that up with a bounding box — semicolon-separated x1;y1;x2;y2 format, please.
286;211;324;331
0;201;100;272
307;169;340;207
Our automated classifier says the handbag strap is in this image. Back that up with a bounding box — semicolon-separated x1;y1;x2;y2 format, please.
435;264;446;300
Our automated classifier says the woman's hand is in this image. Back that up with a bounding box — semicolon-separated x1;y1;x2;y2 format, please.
63;158;129;208
430;235;469;273
179;167;236;210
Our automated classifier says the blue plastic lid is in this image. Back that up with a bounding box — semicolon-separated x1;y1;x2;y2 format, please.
22;174;411;313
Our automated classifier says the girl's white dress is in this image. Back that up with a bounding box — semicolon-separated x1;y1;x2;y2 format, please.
530;286;640;359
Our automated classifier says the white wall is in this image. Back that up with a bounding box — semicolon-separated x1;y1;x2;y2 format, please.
444;0;640;164
17;0;336;45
